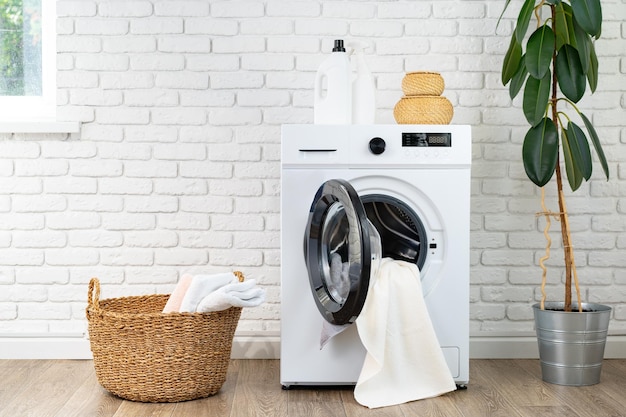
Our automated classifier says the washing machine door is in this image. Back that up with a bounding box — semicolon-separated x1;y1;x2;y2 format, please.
304;179;381;325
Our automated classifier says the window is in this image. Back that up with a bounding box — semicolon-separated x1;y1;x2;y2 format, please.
0;0;55;122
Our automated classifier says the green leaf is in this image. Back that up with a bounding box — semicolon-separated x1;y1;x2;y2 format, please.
571;0;602;38
509;56;528;100
523;71;551;127
567;121;593;181
562;128;583;191
556;44;586;102
545;0;561;4
525;24;555;79
554;3;576;50
496;0;513;31
502;35;523;85
522;118;559;187
573;17;592;74
587;42;599;92
580;112;609;180
516;0;536;43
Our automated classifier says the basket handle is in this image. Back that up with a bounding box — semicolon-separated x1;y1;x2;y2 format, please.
234;271;244;283
88;277;101;310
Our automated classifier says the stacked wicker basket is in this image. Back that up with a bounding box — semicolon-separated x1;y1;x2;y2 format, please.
393;72;453;124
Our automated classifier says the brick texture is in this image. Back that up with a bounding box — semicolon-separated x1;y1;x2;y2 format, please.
1;0;625;338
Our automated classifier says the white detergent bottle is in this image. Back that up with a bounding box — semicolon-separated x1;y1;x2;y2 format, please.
314;39;351;124
349;40;376;124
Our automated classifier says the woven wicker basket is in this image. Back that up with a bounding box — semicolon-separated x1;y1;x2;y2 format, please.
401;72;445;96
394;96;453;125
86;273;243;403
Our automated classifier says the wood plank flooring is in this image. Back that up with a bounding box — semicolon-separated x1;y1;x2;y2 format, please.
0;359;624;417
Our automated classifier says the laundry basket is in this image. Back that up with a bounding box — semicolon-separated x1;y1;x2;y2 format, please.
85;273;243;403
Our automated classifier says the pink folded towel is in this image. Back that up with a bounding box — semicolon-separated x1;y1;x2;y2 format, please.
162;274;193;313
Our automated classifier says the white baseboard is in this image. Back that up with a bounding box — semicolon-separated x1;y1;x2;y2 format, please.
0;336;93;359
0;333;281;360
1;334;625;360
469;335;626;359
231;334;280;359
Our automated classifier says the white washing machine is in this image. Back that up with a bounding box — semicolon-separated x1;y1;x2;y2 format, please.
280;124;471;388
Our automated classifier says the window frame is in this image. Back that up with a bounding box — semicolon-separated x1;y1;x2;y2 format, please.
0;0;56;123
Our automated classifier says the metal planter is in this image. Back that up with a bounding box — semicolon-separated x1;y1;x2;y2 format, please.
533;302;611;386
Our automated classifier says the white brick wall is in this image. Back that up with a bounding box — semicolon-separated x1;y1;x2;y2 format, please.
1;0;625;350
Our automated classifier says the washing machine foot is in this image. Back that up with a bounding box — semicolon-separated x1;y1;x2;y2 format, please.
456;384;468;390
281;384;291;390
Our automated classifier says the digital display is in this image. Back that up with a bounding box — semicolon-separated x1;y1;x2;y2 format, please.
402;132;452;147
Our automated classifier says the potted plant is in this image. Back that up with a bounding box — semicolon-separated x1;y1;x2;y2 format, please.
499;0;611;385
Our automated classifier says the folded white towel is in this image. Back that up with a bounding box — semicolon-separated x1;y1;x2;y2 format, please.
179;272;236;313
196;279;266;312
354;258;455;409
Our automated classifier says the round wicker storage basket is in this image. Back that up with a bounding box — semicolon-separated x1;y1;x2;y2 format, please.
86;274;243;403
393;96;453;125
401;72;445;96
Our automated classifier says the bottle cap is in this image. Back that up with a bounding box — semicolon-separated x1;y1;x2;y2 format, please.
332;39;345;52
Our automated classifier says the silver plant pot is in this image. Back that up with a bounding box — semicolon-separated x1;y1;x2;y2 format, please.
533;302;611;386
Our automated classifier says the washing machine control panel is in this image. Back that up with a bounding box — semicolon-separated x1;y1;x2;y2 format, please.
281;125;471;166
365;132;456;161
402;132;452;147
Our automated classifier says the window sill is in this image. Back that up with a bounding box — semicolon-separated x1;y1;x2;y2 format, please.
0;121;80;134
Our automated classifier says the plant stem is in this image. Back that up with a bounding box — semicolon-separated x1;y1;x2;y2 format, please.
550;4;572;312
539;187;551;310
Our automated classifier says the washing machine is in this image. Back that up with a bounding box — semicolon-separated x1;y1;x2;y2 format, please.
280;124;471;388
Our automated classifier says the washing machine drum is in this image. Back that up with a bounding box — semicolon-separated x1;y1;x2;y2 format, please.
304;179;427;325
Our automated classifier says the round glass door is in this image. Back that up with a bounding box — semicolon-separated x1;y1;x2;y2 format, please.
304;179;380;325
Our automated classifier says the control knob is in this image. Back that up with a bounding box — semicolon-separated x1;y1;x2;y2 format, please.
369;137;386;155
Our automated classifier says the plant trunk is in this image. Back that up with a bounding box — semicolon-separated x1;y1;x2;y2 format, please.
554;160;573;312
551;5;572;312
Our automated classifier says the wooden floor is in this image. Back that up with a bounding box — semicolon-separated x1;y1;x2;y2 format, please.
0;359;625;416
